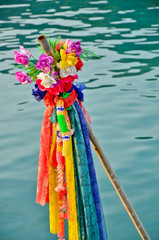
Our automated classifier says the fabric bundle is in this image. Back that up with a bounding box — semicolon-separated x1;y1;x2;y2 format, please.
36;82;108;240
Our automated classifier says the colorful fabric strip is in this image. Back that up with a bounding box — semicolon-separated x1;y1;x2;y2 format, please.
64;111;79;240
36;86;108;240
36;105;54;206
68;105;100;240
74;100;108;240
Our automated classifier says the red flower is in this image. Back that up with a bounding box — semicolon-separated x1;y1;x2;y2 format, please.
36;78;64;95
55;41;65;51
61;74;78;84
75;57;83;71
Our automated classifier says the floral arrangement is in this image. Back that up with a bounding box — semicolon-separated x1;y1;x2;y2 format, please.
14;36;97;100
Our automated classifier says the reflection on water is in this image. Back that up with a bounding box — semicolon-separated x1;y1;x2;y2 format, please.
0;0;159;239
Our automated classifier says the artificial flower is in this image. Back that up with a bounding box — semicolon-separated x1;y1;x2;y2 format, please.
14;45;31;67
66;40;82;56
55;41;65;51
15;71;31;84
59;49;78;69
64;39;72;50
75;57;83;71
19;45;31;59
36;72;64;95
47;78;64;95
32;83;47;102
61;74;78;84
36;54;53;73
59;65;77;78
37;72;57;88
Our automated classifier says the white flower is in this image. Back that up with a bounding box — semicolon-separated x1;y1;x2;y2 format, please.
57;64;77;78
37;72;56;88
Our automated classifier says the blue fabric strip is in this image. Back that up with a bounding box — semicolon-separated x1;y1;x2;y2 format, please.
74;100;108;240
68;105;100;240
73;82;86;102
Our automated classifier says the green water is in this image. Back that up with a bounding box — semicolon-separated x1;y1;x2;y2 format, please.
0;0;159;239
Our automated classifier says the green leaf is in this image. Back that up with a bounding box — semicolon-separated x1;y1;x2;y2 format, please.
37;45;44;53
81;48;100;60
32;75;37;82
50;68;55;74
28;62;36;67
48;37;56;50
13;64;26;68
28;69;38;75
52;38;57;50
38;48;44;53
59;44;64;50
52;50;61;61
57;36;61;44
80;54;88;61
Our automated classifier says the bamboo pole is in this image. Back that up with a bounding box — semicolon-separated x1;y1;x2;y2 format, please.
37;35;151;240
38;35;53;56
85;117;150;240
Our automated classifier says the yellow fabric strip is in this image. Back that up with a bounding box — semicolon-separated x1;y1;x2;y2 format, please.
49;123;64;236
63;110;79;240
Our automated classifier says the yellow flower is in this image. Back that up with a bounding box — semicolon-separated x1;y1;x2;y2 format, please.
59;49;78;70
63;41;68;50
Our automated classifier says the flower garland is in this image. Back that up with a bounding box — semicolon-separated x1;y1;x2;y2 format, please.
14;36;98;99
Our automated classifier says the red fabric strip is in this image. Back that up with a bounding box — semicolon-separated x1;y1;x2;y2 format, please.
36;105;54;206
63;88;77;108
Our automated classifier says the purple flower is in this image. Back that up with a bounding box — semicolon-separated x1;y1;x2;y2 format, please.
36;54;53;73
14;45;31;67
32;83;47;101
66;40;82;57
15;71;31;85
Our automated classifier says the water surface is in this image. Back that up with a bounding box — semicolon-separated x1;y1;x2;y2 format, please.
0;0;159;239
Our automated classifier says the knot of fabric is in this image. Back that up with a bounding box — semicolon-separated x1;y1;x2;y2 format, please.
43;83;77;109
63;88;77;108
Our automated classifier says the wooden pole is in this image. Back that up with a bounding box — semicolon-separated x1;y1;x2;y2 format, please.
38;35;59;73
37;35;151;240
38;35;53;56
85;117;150;240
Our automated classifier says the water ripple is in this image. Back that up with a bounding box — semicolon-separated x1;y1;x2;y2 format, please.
1;1;159;239
0;4;30;8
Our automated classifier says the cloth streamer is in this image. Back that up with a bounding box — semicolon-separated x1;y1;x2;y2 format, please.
36;82;108;240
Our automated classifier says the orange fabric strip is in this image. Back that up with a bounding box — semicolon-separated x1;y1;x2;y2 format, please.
36;106;54;206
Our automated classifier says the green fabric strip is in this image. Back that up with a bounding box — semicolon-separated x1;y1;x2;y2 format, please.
50;107;57;123
57;114;69;133
73;157;86;240
68;104;100;240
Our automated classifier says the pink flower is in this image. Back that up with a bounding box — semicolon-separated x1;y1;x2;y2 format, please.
15;71;31;85
36;54;53;73
19;45;31;59
14;45;31;67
